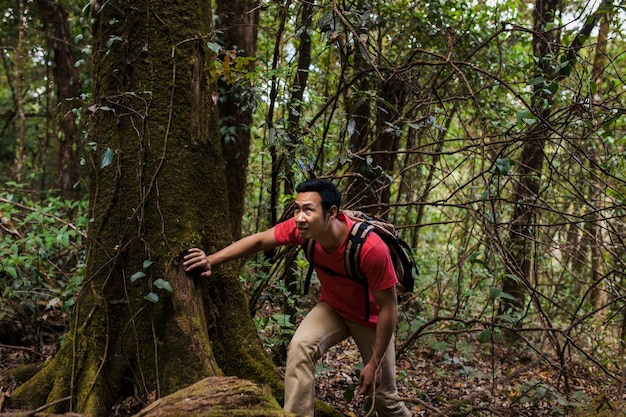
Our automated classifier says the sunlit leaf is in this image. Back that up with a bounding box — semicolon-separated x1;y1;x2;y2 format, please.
347;119;356;138
100;148;114;169
153;278;173;293
144;292;159;303
207;42;221;54
130;271;146;283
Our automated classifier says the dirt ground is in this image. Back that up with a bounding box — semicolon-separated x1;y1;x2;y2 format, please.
1;321;624;416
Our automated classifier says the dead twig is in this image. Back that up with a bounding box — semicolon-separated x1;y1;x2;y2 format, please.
0;395;86;417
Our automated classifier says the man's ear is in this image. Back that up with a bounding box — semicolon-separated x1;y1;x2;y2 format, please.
327;206;338;220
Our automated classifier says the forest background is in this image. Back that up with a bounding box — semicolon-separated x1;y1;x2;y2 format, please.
1;0;625;416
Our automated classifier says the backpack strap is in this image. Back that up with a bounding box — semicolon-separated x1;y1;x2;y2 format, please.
302;239;315;295
345;222;374;320
303;238;354;293
301;222;374;321
345;222;373;280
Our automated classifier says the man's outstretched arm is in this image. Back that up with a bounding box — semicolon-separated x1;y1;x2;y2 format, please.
183;227;279;278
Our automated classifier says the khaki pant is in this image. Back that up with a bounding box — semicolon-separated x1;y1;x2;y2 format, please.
284;302;411;417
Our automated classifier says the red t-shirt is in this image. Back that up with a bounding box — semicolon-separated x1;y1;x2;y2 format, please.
273;212;398;330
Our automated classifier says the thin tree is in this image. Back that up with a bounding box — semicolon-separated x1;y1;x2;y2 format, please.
14;0;26;181
338;2;406;216
500;0;609;317
35;0;84;200
216;0;259;240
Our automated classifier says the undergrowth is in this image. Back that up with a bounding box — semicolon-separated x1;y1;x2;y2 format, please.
0;183;88;348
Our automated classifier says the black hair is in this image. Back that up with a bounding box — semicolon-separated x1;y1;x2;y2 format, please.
295;178;341;215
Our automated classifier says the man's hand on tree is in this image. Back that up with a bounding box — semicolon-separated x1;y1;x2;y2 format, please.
183;248;213;278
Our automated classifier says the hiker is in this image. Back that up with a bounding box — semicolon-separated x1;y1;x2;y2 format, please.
183;178;411;417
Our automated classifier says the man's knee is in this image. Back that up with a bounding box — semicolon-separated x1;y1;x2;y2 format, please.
287;334;318;363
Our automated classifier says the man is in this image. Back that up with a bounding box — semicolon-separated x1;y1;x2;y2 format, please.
183;178;411;417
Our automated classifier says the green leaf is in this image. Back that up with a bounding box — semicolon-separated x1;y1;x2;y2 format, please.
548;82;559;95
499;291;518;301
489;287;502;301
431;340;448;352
477;329;493;343
344;385;355;402
130;271;146;283
100;148;114;169
106;35;123;48
207;42;221;54
496;314;517;325
153;278;173;293
495;158;510;175
363;397;373;413
469;251;485;265
536;385;547;399
516;110;536;125
143;260;154;269
347;119;356;138
4;265;18;279
506;274;521;284
144;292;159;303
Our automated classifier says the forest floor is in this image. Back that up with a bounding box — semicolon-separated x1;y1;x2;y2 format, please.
1;315;625;417
315;337;623;416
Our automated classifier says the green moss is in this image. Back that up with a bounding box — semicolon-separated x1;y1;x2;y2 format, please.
7;360;55;410
205;271;284;398
571;398;625;416
2;362;44;385
134;377;287;417
314;400;344;417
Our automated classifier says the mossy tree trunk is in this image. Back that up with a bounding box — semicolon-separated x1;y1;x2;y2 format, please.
7;1;281;416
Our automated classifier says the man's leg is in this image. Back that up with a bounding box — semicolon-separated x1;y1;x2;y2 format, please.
347;322;411;417
284;302;349;416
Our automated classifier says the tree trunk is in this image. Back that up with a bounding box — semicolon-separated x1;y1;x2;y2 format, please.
371;74;407;210
340;2;406;216
35;0;84;200
216;0;259;240
347;71;406;216
7;1;280;415
500;0;560;316
14;0;26;182
268;0;291;226
345;49;374;210
133;377;283;417
500;0;605;317
587;7;610;312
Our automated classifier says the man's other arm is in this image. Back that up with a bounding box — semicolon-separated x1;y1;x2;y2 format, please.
358;285;398;395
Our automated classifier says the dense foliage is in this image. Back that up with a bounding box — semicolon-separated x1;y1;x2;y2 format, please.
0;186;87;346
1;0;625;414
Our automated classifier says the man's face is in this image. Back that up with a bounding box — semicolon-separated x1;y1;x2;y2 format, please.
293;191;333;240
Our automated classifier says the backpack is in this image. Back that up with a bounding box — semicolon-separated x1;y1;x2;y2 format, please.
301;210;417;320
